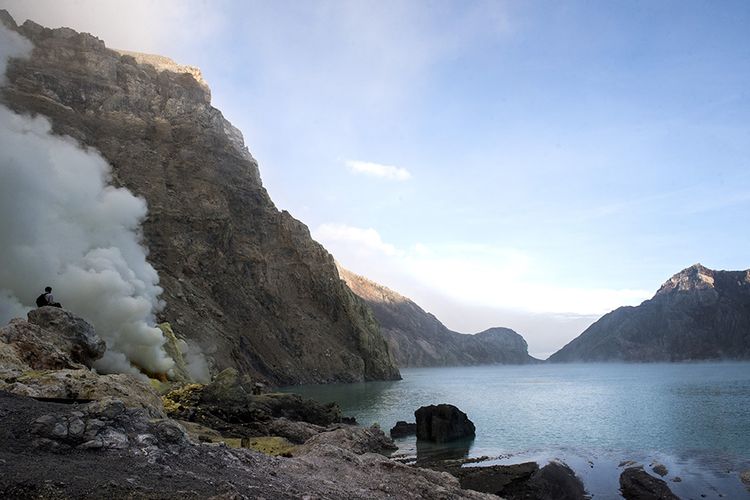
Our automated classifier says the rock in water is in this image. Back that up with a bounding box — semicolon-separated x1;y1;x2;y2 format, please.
619;467;679;500
0;10;400;385
27;307;106;367
389;420;417;438
415;404;476;443
517;461;586;500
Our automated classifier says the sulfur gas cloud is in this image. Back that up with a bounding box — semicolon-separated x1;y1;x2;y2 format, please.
0;23;207;381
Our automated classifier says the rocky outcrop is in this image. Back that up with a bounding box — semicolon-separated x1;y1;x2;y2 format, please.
296;424;397;455
437;460;586;500
163;368;344;441
550;264;750;362
26;307;106;368
30;397;188;452
415;404;476;443
0;11;400;385
619;466;679;500
339;265;539;367
0;308;164;416
0;390;497;499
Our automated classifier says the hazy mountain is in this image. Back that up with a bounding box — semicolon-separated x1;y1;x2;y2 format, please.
549;264;750;362
338;265;539;366
0;11;399;385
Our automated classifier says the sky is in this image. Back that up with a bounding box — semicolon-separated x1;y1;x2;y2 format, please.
2;0;749;358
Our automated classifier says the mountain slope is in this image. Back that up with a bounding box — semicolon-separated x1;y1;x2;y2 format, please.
0;12;400;385
549;264;750;362
338;265;539;366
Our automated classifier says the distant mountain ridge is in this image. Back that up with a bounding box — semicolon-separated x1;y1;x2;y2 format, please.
549;264;750;362
338;265;539;366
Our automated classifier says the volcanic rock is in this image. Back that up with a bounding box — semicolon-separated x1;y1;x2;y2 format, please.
390;420;417;438
415;404;476;443
27;307;106;367
296;424;397;455
0;10;400;385
550;264;750;362
619;466;679;500
0;390;495;499
163;368;342;438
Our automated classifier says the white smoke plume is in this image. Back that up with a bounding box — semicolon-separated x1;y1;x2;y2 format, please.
0;23;177;377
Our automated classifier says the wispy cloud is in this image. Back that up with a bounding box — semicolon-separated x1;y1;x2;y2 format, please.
345;160;412;181
314;223;401;256
314;222;651;317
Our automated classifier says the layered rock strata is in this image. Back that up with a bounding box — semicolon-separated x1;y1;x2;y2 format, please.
0;11;399;385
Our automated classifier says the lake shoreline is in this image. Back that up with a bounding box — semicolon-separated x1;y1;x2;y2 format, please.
283;362;750;498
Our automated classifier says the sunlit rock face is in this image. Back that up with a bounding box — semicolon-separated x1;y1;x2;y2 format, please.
0;11;399;385
549;264;750;362
338;265;539;366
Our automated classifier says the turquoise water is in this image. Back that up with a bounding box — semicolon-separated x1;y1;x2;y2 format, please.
283;362;750;498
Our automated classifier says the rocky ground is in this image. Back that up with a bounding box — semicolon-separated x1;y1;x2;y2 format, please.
3;308;747;499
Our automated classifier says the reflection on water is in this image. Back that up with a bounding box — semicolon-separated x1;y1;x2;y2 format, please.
415;437;474;465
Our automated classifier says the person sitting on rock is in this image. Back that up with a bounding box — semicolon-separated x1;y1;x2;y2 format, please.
35;286;62;308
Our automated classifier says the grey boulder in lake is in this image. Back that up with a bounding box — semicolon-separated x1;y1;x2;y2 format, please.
415;404;476;443
550;264;750;362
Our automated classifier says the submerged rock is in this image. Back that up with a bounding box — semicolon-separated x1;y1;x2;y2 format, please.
620;466;679;500
515;461;586;500
415;404;476;443
454;461;586;500
455;461;539;495
741;470;750;490
651;462;668;477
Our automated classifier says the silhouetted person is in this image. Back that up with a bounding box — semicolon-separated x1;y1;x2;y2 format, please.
35;286;61;308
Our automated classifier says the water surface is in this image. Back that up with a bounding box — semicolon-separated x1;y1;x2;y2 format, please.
283;362;750;498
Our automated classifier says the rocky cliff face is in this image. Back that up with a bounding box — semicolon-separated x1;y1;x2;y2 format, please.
338;265;538;366
549;264;750;362
0;12;399;385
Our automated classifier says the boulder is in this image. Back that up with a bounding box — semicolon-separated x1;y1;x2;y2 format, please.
455;462;538;495
620;466;679;500
741;470;750;491
415;404;475;443
1;319;83;370
27;307;106;367
296;424;397;455
515;461;586;500
390;420;417;438
456;461;586;500
266;417;325;444
651;462;668;477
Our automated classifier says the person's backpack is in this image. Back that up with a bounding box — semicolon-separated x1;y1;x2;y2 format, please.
35;293;48;307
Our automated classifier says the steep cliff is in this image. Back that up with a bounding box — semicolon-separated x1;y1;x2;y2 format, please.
549;264;750;362
0;12;399;385
338;265;538;366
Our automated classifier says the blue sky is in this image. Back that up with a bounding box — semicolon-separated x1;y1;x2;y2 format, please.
3;0;749;357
